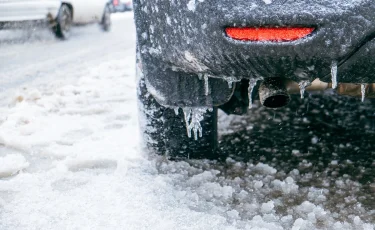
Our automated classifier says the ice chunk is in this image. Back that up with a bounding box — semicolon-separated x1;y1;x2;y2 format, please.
254;163;277;174
248;78;259;108
254;180;264;189
183;108;208;140
331;61;338;89
361;84;366;102
226;210;239;219
298;81;310;99
292;218;309;230
271;177;299;194
261;201;274;213
0;154;29;178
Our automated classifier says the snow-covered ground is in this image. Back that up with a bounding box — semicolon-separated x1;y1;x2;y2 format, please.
0;13;374;230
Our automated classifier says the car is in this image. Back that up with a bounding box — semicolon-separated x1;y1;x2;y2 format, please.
0;0;112;39
54;0;112;39
0;0;61;30
133;0;375;159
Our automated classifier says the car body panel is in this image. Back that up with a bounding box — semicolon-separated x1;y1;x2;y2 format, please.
134;0;375;82
63;0;107;24
0;0;60;22
134;0;375;107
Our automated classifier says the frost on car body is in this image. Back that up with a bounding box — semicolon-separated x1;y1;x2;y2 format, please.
134;0;375;158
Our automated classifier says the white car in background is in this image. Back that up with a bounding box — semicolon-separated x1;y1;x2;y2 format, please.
0;0;111;39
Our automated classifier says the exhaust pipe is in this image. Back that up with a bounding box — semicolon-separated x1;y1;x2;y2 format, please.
336;83;375;98
258;78;375;109
286;79;331;94
286;79;375;98
259;78;291;108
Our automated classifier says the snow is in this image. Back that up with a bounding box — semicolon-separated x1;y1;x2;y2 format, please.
0;13;374;230
187;0;205;11
187;0;196;11
262;0;273;4
0;154;29;178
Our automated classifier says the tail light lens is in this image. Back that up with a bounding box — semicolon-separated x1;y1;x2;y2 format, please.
225;27;314;42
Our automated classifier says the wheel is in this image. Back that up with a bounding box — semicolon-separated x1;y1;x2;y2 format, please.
101;5;111;32
137;55;219;159
53;4;72;40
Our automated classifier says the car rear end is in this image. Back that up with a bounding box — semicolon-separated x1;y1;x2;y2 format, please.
110;0;132;13
0;0;61;28
134;0;375;109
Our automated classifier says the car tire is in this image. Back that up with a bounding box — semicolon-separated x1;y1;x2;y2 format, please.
137;57;219;160
54;4;72;40
101;5;111;32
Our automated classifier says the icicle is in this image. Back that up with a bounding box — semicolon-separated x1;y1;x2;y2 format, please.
182;107;207;140
361;84;366;102
248;78;258;109
228;81;233;89
183;108;192;137
204;75;209;96
298;81;310;99
224;77;238;89
197;73;203;80
174;107;179;115
331;61;338;89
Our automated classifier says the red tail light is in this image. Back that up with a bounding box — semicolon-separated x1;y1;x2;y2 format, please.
113;0;119;6
225;27;314;42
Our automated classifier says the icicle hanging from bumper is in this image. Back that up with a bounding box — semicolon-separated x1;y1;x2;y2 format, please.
174;107;179;115
298;81;310;99
331;61;338;89
361;84;366;102
204;75;209;96
183;107;208;140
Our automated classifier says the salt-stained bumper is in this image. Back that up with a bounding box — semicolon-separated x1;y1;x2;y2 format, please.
134;0;375;107
134;0;375;83
0;0;61;23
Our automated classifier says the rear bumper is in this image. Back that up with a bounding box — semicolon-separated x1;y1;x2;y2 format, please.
134;0;375;84
0;0;60;22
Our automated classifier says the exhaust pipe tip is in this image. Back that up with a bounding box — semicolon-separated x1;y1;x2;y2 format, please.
259;78;291;108
262;94;290;108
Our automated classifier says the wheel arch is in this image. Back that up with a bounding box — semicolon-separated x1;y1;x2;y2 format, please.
60;2;74;20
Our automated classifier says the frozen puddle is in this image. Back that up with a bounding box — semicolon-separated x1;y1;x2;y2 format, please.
0;57;374;230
